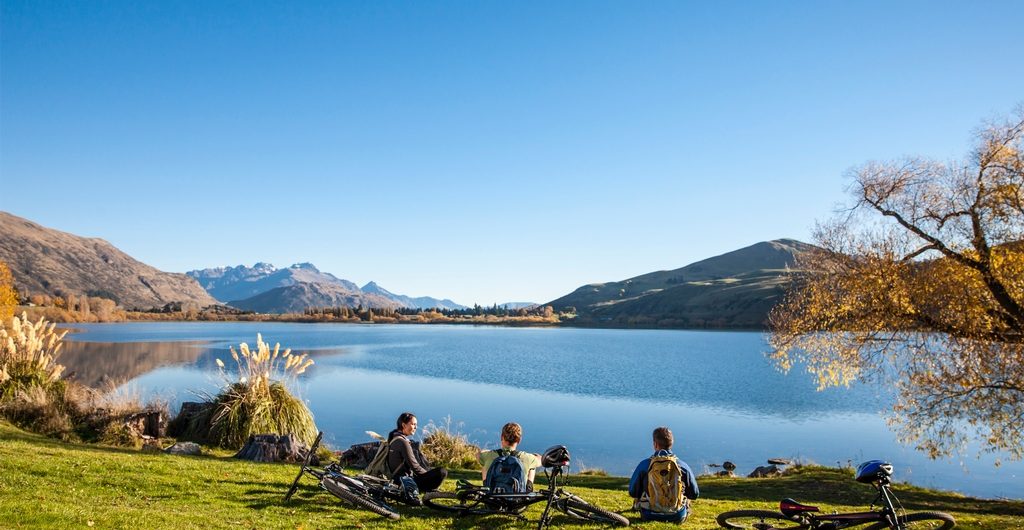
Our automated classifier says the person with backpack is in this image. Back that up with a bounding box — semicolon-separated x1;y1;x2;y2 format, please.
378;412;448;503
628;426;699;523
479;422;542;493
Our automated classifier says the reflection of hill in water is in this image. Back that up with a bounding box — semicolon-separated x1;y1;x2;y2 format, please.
60;340;211;388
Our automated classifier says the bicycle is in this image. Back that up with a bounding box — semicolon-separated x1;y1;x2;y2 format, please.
284;431;414;520
716;460;955;529
422;444;630;529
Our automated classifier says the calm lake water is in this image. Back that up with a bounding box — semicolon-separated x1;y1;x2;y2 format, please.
58;322;1021;500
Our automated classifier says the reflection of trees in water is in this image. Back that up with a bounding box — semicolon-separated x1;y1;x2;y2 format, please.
60;341;211;388
60;341;350;388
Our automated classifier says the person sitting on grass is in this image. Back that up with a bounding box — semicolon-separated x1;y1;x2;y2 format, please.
479;422;543;493
628;426;699;523
386;412;448;502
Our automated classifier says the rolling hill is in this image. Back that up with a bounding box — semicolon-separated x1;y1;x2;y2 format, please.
0;211;217;309
548;239;814;328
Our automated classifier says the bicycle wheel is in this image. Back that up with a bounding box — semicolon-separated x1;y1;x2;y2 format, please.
716;510;808;529
863;511;955;530
284;431;323;501
559;497;630;527
323;476;400;520
422;491;491;515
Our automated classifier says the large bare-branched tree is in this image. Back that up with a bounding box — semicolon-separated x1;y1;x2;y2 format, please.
769;106;1024;460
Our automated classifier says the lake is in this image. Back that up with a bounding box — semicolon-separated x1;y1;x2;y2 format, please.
57;322;1021;500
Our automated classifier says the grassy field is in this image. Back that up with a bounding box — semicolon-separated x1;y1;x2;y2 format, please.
1;422;1021;529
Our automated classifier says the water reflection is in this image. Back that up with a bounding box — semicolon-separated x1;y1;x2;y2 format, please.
60;340;211;387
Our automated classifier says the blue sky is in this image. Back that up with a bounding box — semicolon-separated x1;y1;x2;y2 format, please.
2;1;1022;306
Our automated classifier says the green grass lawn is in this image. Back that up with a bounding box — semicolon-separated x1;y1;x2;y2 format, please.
1;422;1021;529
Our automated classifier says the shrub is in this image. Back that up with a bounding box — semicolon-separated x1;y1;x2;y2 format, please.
421;415;481;470
0;385;76;440
185;334;316;449
0;313;68;401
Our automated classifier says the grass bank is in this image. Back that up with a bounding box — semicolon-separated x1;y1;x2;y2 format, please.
1;422;1021;529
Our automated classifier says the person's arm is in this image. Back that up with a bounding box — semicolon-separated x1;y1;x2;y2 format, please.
396;436;429;475
681;462;700;499
479;450;489;481
628;459;648;499
526;453;542;483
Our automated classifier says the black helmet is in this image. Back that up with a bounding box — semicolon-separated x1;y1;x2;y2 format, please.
541;445;570;468
855;460;893;483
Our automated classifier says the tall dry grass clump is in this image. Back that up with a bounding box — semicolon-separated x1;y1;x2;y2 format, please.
0;312;68;400
421;415;481;470
187;333;317;448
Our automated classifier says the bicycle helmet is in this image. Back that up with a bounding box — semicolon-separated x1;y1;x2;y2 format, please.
541;445;570;468
855;460;893;483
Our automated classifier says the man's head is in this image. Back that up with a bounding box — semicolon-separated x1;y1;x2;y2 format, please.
501;422;523;447
652;426;673;451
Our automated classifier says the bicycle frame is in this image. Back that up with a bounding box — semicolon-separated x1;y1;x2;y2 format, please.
782;478;912;528
444;465;575;526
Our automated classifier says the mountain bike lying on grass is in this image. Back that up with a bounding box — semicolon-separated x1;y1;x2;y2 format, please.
423;444;630;529
716;460;955;529
284;431;415;520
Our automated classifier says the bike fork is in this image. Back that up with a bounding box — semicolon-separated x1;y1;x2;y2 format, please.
537;497;555;530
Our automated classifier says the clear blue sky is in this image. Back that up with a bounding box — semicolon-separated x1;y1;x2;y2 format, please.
2;1;1022;306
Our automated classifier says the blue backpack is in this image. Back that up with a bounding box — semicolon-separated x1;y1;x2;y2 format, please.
485;450;527;493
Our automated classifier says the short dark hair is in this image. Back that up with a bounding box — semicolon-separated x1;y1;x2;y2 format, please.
501;422;522;444
653;426;673;450
397;412;416;430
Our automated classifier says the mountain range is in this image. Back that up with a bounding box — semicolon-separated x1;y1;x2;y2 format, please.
548;239;813;328
187;263;466;312
0;211;811;327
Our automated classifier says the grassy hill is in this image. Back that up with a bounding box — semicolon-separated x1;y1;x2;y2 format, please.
1;422;1020;529
550;239;814;329
0;211;217;310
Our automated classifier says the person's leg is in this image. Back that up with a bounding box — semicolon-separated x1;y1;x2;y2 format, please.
414;467;448;491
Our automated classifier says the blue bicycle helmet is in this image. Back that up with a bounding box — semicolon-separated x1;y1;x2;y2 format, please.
855;460;893;483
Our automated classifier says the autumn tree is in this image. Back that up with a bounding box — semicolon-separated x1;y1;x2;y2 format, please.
0;262;18;323
769;107;1024;460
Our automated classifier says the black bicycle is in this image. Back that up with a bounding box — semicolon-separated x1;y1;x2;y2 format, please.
284;431;412;520
423;445;630;529
716;460;955;529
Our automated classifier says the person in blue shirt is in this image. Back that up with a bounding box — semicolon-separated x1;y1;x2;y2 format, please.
628;426;699;523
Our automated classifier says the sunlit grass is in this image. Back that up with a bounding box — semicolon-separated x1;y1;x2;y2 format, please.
3;421;1021;529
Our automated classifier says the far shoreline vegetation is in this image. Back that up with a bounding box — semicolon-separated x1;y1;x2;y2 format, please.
12;295;770;330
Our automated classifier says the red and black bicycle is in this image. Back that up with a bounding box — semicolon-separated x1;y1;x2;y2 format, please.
716;460;954;529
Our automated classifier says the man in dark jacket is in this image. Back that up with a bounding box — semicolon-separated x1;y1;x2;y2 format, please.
628;426;699;523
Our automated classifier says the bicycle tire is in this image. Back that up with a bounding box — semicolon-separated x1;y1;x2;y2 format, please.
716;509;809;529
284;431;323;501
560;497;630;527
422;491;493;516
862;511;955;530
323;476;401;520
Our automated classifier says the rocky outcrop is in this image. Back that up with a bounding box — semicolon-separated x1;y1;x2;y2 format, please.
234;434;317;464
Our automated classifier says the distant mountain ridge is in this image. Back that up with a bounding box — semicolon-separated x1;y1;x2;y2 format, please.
0;211;217;309
187;263;359;303
548;239;814;328
188;263;466;313
361;281;465;311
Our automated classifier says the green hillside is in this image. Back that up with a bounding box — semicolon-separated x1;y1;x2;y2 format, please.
551;239;814;328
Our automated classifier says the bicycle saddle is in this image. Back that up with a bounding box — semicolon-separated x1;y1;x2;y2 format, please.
780;498;820;517
541;445;570;467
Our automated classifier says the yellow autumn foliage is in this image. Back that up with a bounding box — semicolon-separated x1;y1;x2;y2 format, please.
770;106;1024;460
0;262;18;324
